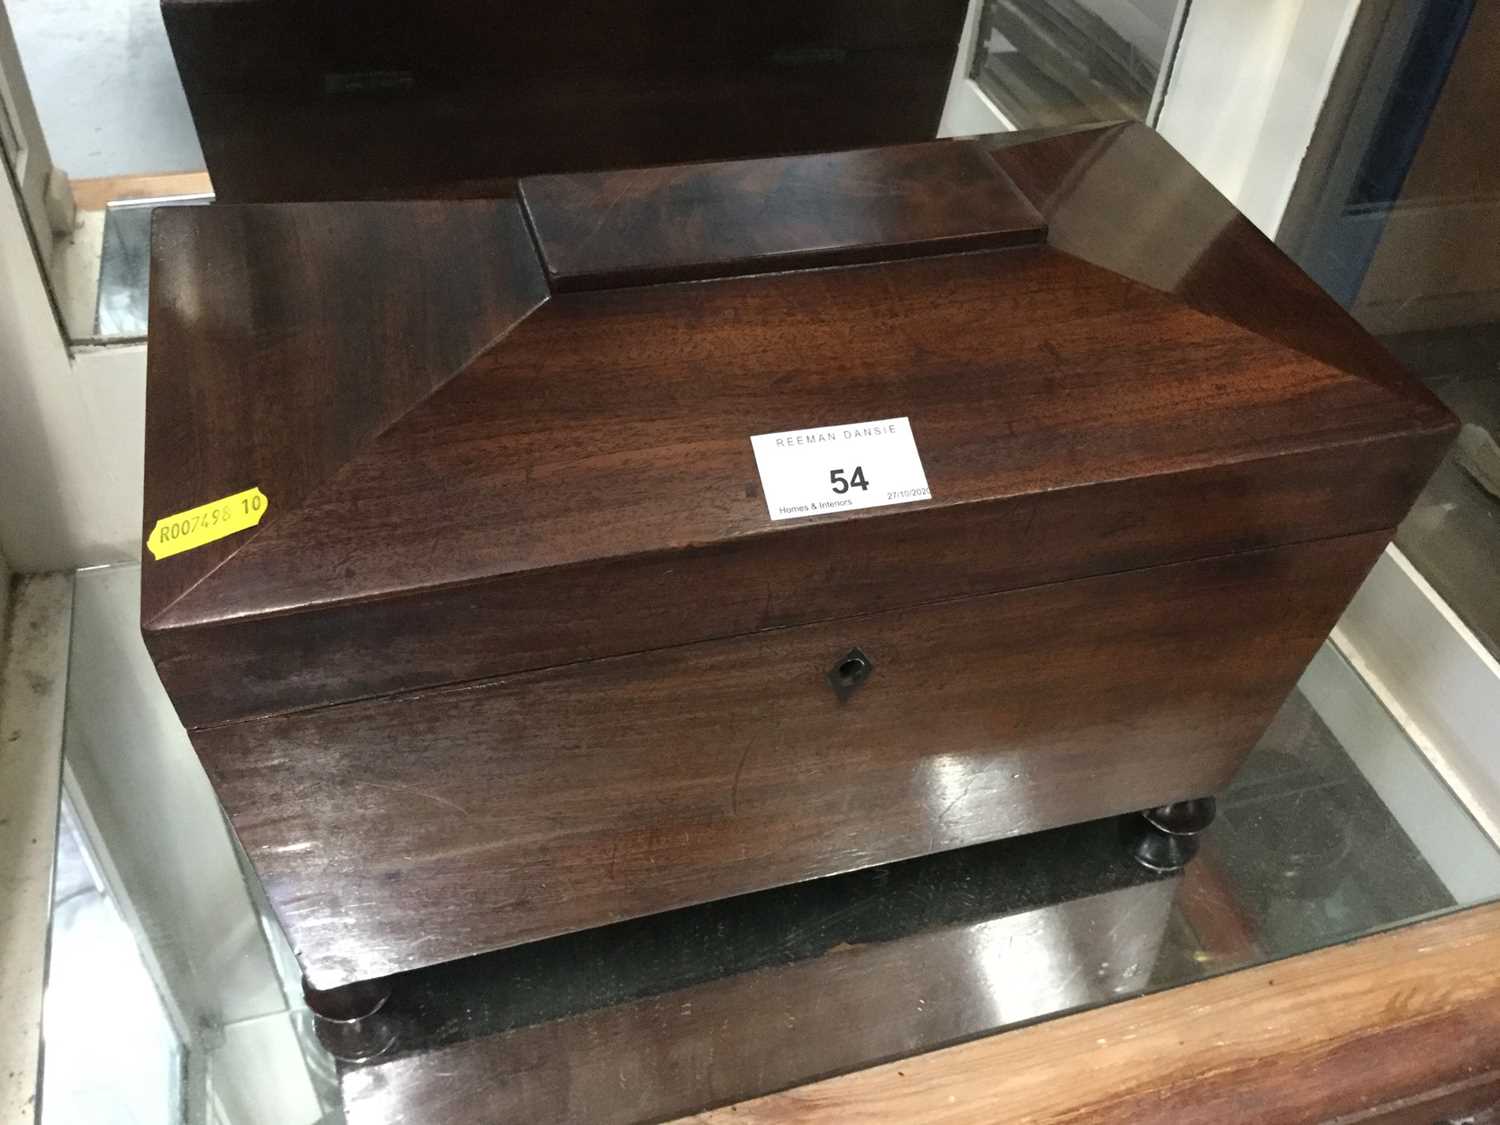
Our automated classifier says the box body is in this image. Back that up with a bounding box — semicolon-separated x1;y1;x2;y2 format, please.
143;125;1455;987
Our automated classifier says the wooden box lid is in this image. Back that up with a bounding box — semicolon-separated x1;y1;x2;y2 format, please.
142;124;1455;730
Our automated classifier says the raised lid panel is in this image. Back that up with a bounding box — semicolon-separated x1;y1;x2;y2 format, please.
195;532;1385;987
519;139;1047;289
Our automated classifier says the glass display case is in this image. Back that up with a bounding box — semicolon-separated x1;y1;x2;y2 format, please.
35;567;1500;1124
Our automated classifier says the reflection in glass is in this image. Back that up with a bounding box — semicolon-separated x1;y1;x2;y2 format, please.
47;565;341;1125
332;646;1500;1124
42;793;186;1124
40;579;1500;1122
970;0;1186;128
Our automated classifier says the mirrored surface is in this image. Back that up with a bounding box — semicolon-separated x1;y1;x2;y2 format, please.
45;565;340;1125
2;0;996;343
94;194;210;342
40;564;1500;1124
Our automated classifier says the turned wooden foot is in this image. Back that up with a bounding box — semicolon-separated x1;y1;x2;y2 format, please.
1123;797;1217;872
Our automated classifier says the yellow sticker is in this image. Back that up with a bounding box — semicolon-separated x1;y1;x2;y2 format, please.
146;487;268;560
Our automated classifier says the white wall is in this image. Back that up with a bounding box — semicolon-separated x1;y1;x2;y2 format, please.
7;0;204;179
0;545;11;643
0;170;145;571
1157;0;1362;237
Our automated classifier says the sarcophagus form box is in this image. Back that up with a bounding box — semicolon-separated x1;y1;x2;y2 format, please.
143;124;1454;990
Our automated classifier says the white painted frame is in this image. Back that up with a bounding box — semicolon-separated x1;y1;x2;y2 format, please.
938;0;1015;138
0;0;65;266
1331;547;1500;848
1157;0;1365;238
0;575;72;1125
0;161;145;571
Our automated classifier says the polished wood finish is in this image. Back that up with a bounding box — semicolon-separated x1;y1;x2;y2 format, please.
161;0;968;203
198;533;1382;987
143;132;1454;728
521;140;1045;290
143;199;546;626
694;900;1500;1124
144;126;1457;989
143;431;1447;730
985;122;1447;407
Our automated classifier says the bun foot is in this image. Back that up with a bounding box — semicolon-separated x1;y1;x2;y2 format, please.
1123;797;1218;872
303;975;391;1021
303;975;398;1062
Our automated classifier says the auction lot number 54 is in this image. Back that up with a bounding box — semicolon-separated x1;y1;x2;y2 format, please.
830;466;869;494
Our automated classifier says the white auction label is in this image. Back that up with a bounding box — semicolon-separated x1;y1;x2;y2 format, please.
750;416;931;522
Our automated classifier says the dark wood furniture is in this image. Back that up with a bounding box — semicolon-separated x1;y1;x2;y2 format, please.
160;0;968;202
320;705;1498;1124
143;123;1455;992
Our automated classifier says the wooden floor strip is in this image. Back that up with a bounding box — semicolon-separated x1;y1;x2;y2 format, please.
70;170;212;211
689;900;1500;1124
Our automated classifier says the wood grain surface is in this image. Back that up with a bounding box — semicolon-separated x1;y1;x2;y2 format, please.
196;533;1385;987
521;140;1045;290
143;430;1447;730
338;869;1182;1125
144;164;1452;726
986;122;1449;409
143;126;1459;991
689;900;1500;1124
142;198;547;626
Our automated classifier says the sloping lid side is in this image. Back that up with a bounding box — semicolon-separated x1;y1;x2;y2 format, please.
984;122;1450;419
141;199;548;629
152;241;1444;628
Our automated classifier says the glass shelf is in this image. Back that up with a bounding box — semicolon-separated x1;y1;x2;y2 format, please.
39;564;1500;1125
